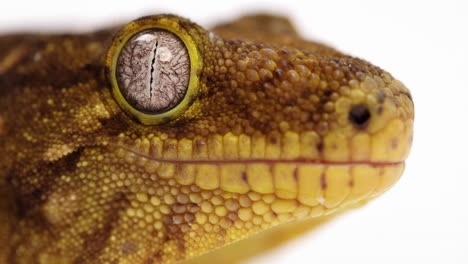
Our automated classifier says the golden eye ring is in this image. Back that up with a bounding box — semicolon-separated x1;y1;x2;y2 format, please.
106;15;202;125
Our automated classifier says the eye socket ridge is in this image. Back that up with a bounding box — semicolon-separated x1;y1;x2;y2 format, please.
106;16;202;125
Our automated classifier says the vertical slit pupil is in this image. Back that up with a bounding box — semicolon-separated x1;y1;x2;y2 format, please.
149;41;159;98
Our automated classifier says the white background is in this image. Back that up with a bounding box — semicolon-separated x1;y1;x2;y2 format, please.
1;0;467;263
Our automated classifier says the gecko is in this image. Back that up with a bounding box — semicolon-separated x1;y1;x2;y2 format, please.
0;14;414;263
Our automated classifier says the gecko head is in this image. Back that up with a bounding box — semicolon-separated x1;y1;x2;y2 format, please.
106;14;414;167
100;13;414;261
102;15;416;220
1;13;415;264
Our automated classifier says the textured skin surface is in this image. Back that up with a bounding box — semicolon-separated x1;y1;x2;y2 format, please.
0;14;413;264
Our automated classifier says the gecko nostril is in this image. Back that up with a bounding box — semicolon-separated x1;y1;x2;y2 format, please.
349;104;371;129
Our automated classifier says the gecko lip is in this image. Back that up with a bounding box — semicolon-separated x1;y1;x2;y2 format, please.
115;144;404;167
116;144;405;200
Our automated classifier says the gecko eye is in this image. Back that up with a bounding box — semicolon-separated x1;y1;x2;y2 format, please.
106;15;202;125
117;30;190;113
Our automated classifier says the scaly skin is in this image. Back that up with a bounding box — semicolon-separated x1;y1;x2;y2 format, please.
0;14;413;263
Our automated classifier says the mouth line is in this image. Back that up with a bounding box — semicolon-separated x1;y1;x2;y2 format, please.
116;144;404;167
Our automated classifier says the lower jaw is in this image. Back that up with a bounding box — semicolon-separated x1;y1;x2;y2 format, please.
195;161;405;211
137;158;405;214
165;161;405;239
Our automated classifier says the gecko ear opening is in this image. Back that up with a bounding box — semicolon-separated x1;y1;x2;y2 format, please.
105;15;203;125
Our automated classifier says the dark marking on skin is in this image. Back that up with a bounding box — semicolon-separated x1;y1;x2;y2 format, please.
218;228;227;238
6;240;27;264
0;66;99;95
144;250;163;264
377;91;386;103
348;177;354;188
172;215;184;225
187;203;200;214
75;192;130;263
378;167;385;176
241;172;248;182
172;203;186;214
193;138;207;155
122;241;138;255
161;116;173;124
0;34;108;94
278;50;290;57
7;190;55;264
11;148;85;222
278;59;294;69
0;115;6;136
317;142;324;153
163;140;177;152
293;167;298;181
323;89;333;97
98;115;131;137
391;138;399;149
273;68;284;78
177;239;186;252
268;135;278;144
300;89;312;100
163;215;172;226
228;212;238;221
402;91;413;104
320;172;327;190
168;226;186;256
177;19;199;33
184;213;195;223
377;105;384;115
141;256;155;264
